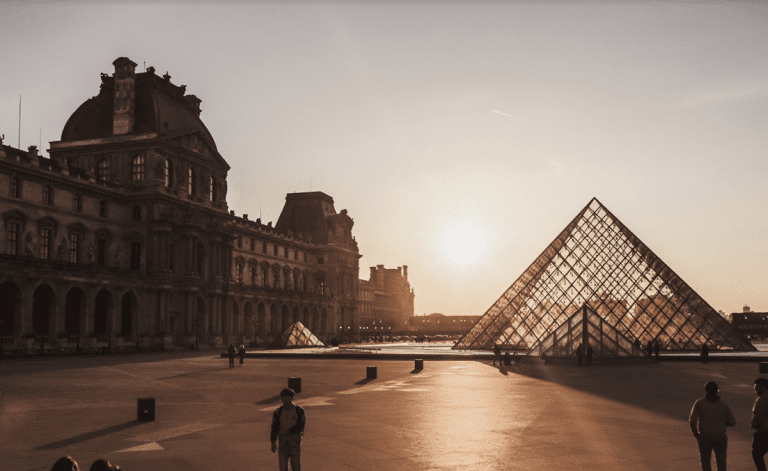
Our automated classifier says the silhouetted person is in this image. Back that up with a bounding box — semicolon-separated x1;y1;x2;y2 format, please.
492;344;501;366
50;456;79;471
503;351;511;366
701;344;710;364
238;344;245;365
271;388;305;471
646;340;653;357
586;344;594;366
751;377;768;471
634;338;641;356
690;381;736;471
576;342;584;366
654;340;661;360
228;343;236;369
89;459;120;471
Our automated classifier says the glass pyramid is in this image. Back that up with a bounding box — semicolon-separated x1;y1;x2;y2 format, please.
275;321;325;348
454;198;753;354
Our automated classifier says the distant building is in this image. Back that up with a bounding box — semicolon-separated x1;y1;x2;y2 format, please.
357;265;414;333
0;57;360;355
730;305;768;340
408;313;481;334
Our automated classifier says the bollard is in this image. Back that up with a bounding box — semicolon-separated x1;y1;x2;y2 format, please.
288;377;302;394
760;363;768;374
415;359;423;370
367;366;377;379
137;398;155;422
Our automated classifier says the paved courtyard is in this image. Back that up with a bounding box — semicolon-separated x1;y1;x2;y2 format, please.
1;349;766;470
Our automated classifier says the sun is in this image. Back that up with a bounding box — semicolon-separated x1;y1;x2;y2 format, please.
441;220;488;266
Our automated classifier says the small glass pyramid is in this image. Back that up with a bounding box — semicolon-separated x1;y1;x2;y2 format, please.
276;321;325;348
454;198;753;354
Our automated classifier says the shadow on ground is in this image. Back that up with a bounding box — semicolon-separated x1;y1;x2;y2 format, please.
35;421;144;450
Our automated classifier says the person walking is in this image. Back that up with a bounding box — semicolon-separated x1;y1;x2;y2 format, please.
238;344;245;365
227;343;236;369
701;344;710;364
654;340;661;360
492;344;501;366
586;344;594;366
751;377;768;471
576;342;584;366
646;339;653;357
271;388;306;471
689;381;736;471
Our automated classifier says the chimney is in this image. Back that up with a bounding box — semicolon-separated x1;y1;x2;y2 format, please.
403;265;408;282
112;57;137;135
744;305;751;313
184;95;202;117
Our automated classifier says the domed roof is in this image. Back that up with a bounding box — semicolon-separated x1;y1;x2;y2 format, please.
61;70;217;151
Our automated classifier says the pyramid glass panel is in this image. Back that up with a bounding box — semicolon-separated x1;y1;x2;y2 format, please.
454;198;754;352
275;321;324;348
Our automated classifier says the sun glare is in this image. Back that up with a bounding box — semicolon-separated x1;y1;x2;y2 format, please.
441;221;488;266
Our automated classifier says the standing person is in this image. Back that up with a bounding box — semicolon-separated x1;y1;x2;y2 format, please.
751;377;768;471
576;342;584;366
586;344;594;366
654;340;661;360
701;344;710;364
238;344;245;365
646;340;653;357
689;381;736;471
227;343;236;369
271;388;306;471
492;344;501;366
633;338;641;356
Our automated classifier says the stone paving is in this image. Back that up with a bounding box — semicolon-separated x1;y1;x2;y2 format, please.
1;348;767;470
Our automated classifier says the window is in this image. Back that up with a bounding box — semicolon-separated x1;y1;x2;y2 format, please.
69;233;80;263
97;238;106;267
133;205;142;222
209;176;215;202
10;177;20;198
275;246;280;257
131;155;145;183
237;236;242;249
72;193;81;212
294;250;298;261
236;263;243;283
261;265;269;287
42;185;52;205
262;242;267;254
318;255;324;265
250;266;256;284
164;159;173;187
97;158;109;181
188;167;196;195
99;200;107;218
40;228;51;260
130;242;142;270
6;222;19;255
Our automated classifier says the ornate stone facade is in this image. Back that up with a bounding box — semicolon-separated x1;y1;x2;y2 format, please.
0;58;360;355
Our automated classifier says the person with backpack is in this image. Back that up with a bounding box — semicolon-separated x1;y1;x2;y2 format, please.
689;381;736;471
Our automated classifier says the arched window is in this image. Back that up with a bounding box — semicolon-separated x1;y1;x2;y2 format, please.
250;266;256;284
131;155;144;183
164;159;173;187
97;158;109;181
188;167;196;195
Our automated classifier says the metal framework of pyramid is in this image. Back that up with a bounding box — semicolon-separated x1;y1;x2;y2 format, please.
275;321;325;348
454;198;754;354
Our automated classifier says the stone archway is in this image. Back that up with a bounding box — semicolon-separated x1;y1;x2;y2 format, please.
321;307;328;336
243;301;254;344
257;302;267;339
270;303;279;339
93;289;113;336
312;307;320;337
65;287;86;336
0;281;21;336
292;306;300;324
33;284;55;336
281;305;290;333
196;296;206;342
302;306;310;331
121;292;139;337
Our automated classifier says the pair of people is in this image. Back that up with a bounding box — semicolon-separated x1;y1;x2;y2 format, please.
227;343;246;368
689;377;768;471
50;457;120;471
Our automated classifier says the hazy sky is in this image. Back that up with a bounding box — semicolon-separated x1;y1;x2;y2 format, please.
1;1;766;317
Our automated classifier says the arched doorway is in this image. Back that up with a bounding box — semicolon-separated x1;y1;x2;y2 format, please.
93;289;112;336
320;307;328;336
33;284;55;335
281;305;289;332
292;306;300;324
0;281;21;336
232;301;240;338
65;287;86;336
302;306;310;331
257;303;267;339
270;303;279;338
312;307;320;337
243;301;254;344
196;296;206;342
121;292;138;337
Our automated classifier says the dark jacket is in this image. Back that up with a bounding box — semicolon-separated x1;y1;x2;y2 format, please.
228;345;236;357
271;404;306;442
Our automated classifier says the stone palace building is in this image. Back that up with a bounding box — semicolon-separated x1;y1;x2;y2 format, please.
0;57;362;354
